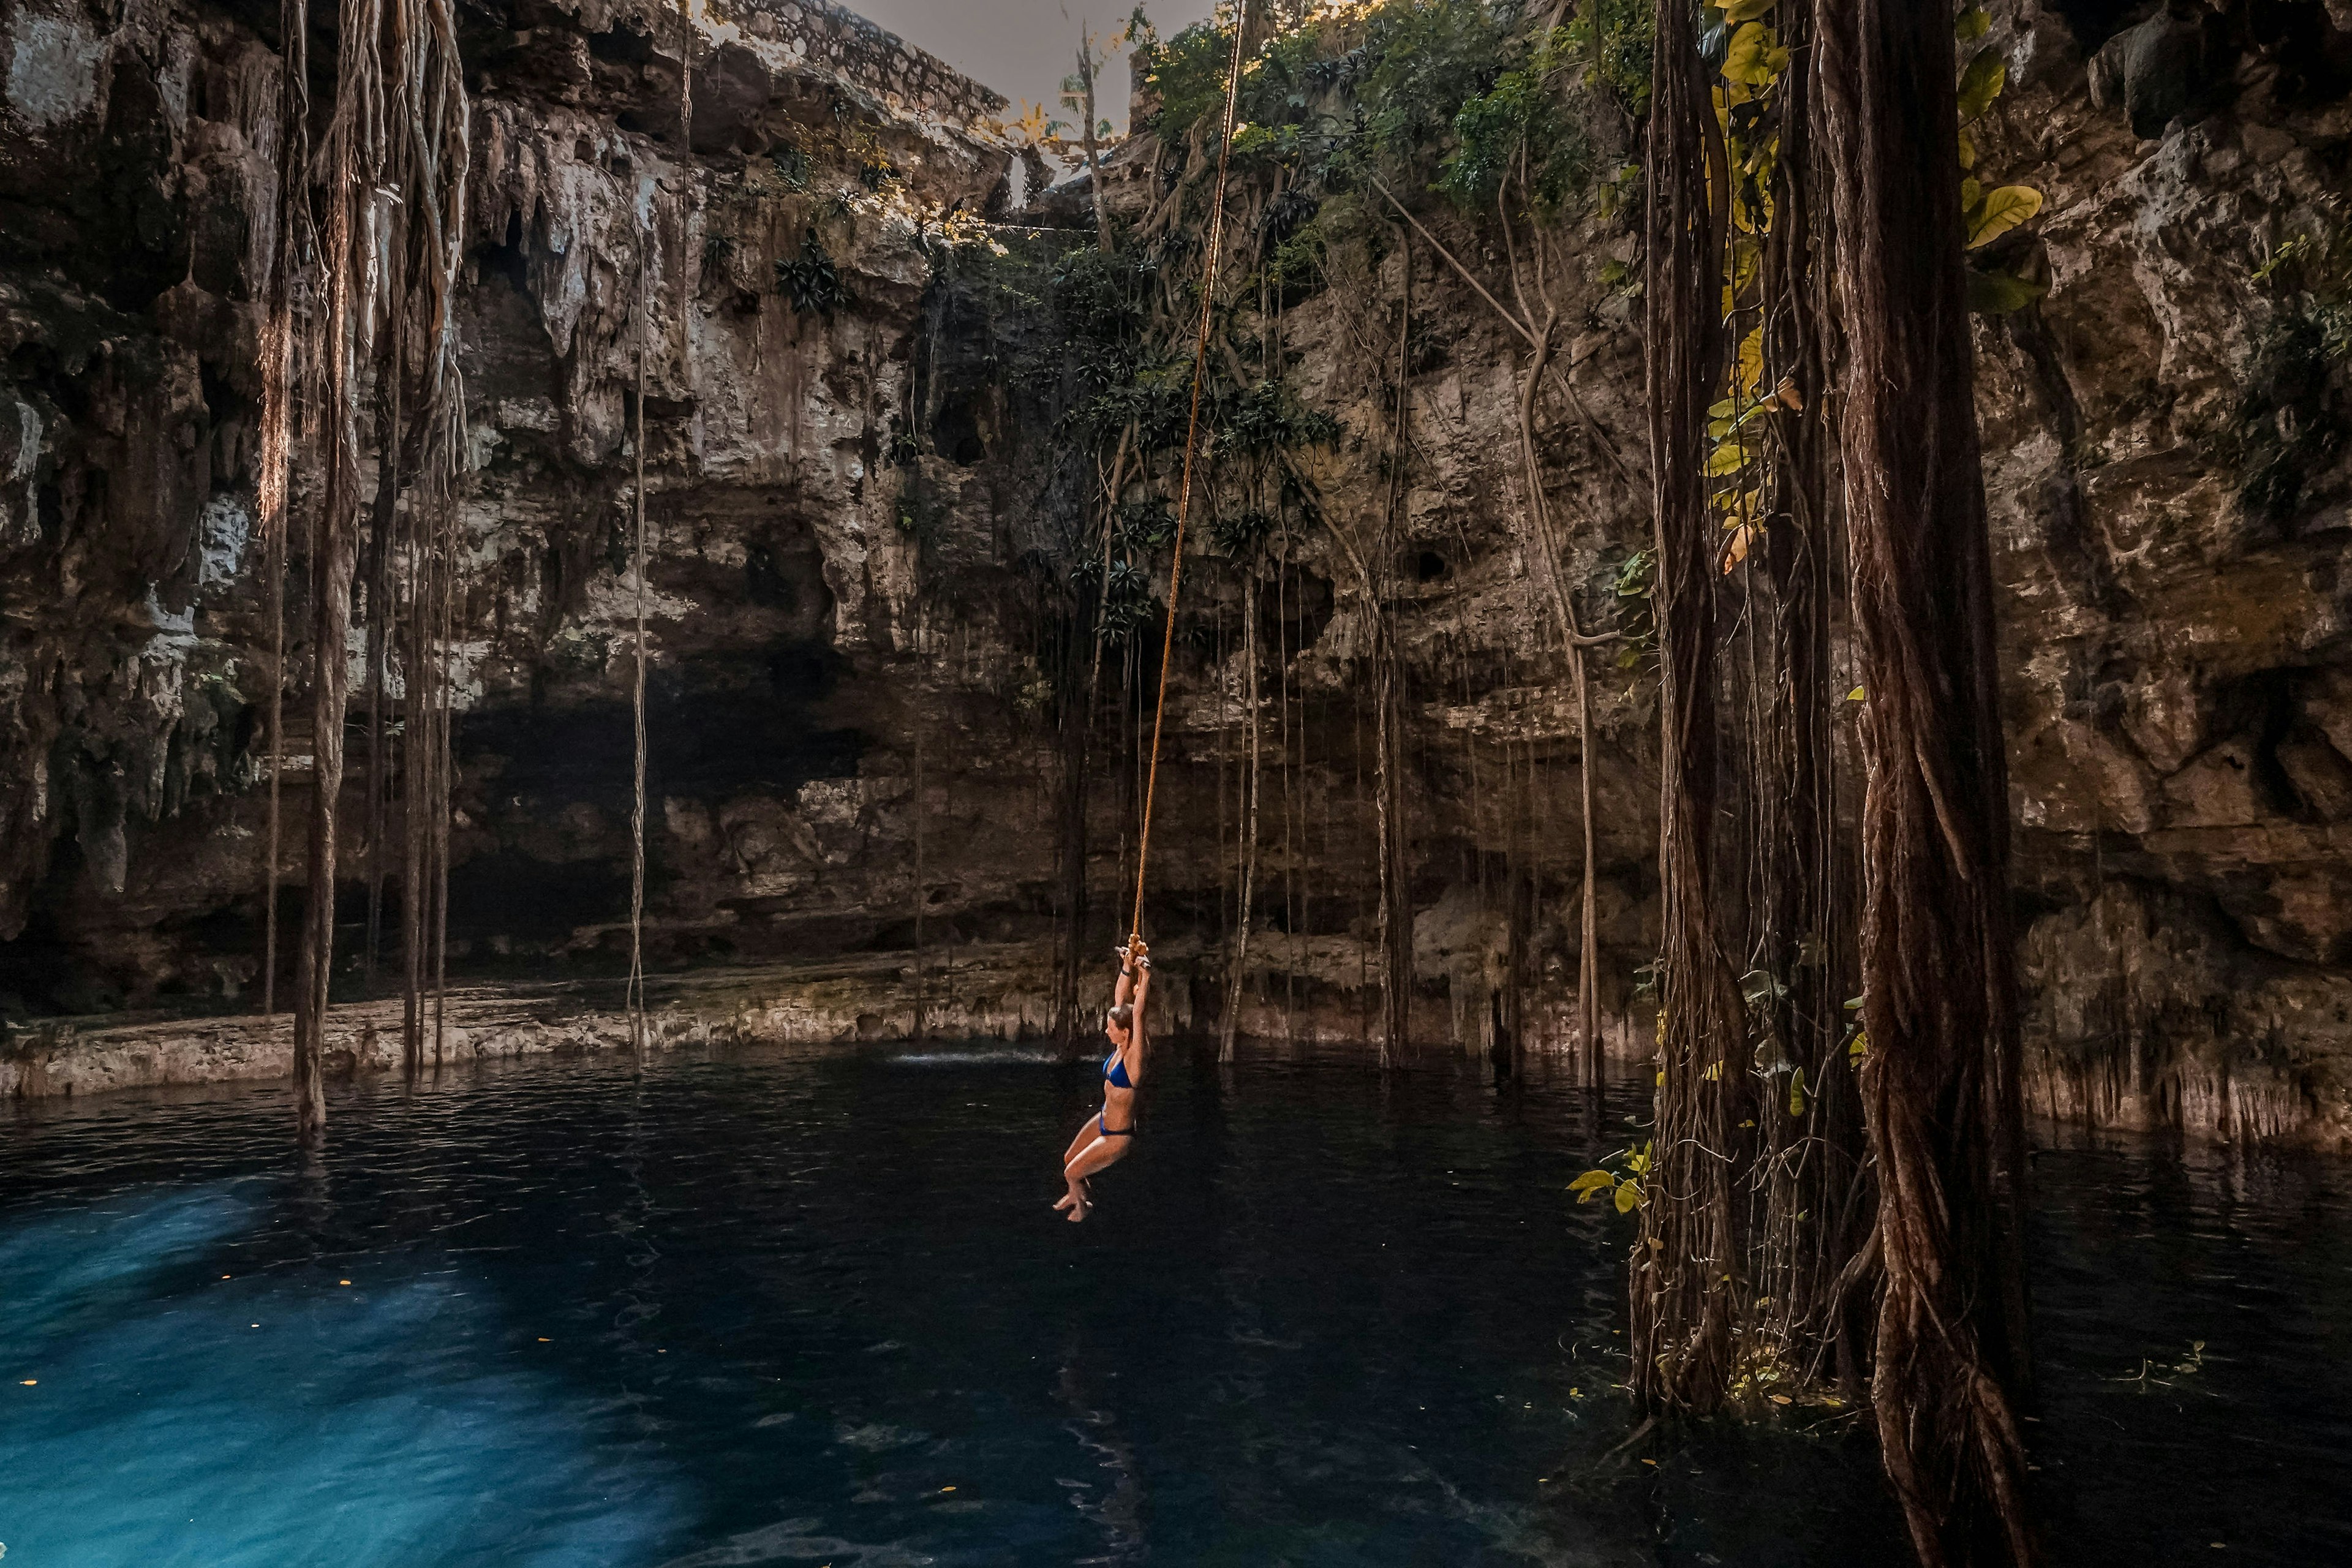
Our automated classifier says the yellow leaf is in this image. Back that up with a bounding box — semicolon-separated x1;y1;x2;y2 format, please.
1722;23;1790;87
1569;1169;1616;1200
1957;128;1977;173
1845;686;1865;701
1724;0;1776;21
1613;1183;1642;1214
1734;324;1765;397
1956;47;2006;121
1955;6;1990;40
1967;184;2045;249
1703;1060;1724;1081
1705;440;1753;477
1960;176;1983;215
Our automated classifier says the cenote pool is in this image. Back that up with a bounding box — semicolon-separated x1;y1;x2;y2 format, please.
2;1042;2346;1566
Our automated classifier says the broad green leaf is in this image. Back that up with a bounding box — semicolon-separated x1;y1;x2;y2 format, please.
1569;1169;1616;1199
1844;995;1864;1009
1968;184;2044;248
1955;7;1990;41
1847;1029;1870;1060
1613;1183;1642;1214
1958;128;1977;172
1705;440;1754;477
1966;266;2051;314
1960;176;1983;216
1722;23;1791;86
1956;47;2006;121
1724;0;1776;21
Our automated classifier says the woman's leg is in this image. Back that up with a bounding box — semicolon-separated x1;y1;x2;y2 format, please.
1055;1112;1106;1215
1054;1114;1134;1220
1063;1115;1100;1170
1065;1129;1133;1185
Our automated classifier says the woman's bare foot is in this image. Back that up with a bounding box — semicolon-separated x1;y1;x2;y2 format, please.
1065;1192;1092;1223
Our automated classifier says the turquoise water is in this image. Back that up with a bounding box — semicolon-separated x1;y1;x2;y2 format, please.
0;1043;2344;1565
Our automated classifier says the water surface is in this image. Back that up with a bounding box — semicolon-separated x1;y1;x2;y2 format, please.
1;1042;2344;1565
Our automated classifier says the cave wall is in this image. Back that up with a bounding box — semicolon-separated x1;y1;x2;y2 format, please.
4;0;2351;1145
0;0;1063;1017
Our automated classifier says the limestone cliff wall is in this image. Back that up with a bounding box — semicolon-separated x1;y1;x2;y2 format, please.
3;0;2350;1147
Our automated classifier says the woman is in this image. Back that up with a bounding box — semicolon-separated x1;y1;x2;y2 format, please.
1055;938;1151;1222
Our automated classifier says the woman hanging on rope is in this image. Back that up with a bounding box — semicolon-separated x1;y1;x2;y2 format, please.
1055;938;1152;1222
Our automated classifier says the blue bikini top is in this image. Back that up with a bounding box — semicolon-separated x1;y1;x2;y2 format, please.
1101;1052;1134;1090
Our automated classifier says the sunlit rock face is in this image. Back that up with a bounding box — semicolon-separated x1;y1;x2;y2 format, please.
2;0;2350;1145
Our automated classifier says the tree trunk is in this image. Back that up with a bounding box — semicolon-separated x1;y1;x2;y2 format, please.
1631;0;1745;1413
1814;0;2036;1561
1077;35;1115;255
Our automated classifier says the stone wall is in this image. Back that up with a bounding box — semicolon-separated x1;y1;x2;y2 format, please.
748;0;1009;127
4;0;2352;1152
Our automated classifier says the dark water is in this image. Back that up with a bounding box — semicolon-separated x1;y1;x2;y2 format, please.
0;1044;2345;1567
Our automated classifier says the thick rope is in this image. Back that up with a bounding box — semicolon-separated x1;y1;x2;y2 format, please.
1128;2;1250;945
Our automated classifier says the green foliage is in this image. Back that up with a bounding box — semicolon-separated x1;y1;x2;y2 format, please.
1570;1140;1653;1214
1351;0;1516;171
701;232;736;270
769;142;812;191
1116;494;1178;551
775;230;844;315
1964;268;2049;314
1565;0;1654;115
1095;556;1160;644
1612;546;1656;666
1212;506;1277;558
1139;1;1616;220
2202;232;2352;529
2230;306;2351;526
1134;14;1247;141
880;415;922;469
1216;378;1344;455
1435;28;1589;213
